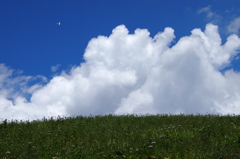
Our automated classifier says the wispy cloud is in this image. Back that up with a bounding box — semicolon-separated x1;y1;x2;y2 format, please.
197;6;240;36
197;6;222;24
1;24;240;121
227;17;240;34
197;6;215;19
51;64;61;72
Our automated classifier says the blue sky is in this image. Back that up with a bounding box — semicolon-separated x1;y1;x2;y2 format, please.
1;0;239;77
1;0;240;120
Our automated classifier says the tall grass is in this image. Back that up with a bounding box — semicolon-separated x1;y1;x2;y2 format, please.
0;114;240;158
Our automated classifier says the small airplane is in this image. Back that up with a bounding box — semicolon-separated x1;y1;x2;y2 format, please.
56;22;61;25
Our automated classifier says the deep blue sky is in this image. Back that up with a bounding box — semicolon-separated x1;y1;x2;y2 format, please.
1;0;240;78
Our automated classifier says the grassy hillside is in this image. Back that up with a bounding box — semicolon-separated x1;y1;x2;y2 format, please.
0;114;240;158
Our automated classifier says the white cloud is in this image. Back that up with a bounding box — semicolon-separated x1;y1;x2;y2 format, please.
227;17;240;34
1;23;240;121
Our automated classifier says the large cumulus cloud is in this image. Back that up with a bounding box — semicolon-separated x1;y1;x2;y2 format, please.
1;23;240;121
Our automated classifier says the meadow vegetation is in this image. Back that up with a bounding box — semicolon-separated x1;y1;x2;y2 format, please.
0;114;240;158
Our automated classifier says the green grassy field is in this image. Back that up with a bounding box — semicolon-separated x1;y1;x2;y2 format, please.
0;114;240;158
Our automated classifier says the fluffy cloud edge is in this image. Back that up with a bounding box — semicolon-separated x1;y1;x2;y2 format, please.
1;23;240;121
